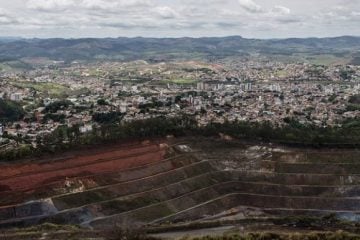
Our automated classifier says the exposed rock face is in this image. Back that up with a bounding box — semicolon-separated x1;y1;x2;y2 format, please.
0;139;360;229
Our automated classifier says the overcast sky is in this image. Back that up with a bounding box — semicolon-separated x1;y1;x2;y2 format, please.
0;0;360;39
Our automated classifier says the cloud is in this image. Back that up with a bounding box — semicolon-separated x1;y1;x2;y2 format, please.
214;21;243;28
236;1;299;25
266;5;301;24
238;0;263;13
0;0;357;38
271;6;291;15
26;0;151;12
351;11;360;17
99;19;160;29
0;16;14;24
153;6;179;19
317;6;360;23
0;8;8;16
81;0;118;10
27;0;76;11
0;8;19;25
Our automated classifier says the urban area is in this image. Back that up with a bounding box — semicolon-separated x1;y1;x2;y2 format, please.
1;59;360;151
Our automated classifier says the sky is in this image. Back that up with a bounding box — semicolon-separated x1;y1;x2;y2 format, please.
0;0;360;39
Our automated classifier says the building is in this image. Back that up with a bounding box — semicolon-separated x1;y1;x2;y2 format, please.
10;93;23;102
79;124;93;134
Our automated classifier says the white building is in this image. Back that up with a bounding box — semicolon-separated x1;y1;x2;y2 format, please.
79;124;93;133
10;93;23;102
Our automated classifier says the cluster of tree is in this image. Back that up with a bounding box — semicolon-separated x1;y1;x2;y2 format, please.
0;144;33;161
43;100;73;113
0;115;196;161
199;119;360;147
42;113;66;123
183;67;215;74
339;69;355;80
92;112;124;124
346;94;360;112
342;118;360;129
118;91;132;98
346;104;360;112
1;115;359;161
349;94;360;104
97;98;109;106
139;101;171;110
328;94;337;103
0;99;25;122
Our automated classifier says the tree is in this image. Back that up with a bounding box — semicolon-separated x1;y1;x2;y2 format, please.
43;100;73;113
0;99;25;122
92;112;124;124
97;99;108;105
349;94;360;104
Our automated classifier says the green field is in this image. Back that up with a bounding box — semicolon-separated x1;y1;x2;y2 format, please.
13;82;72;98
160;78;198;85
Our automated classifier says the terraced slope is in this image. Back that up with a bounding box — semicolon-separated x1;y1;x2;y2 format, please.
0;142;213;228
0;142;168;205
0;139;359;231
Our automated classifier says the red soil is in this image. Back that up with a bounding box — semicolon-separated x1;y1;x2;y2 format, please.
0;141;167;197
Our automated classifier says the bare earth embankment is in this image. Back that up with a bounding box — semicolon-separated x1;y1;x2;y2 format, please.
0;137;360;239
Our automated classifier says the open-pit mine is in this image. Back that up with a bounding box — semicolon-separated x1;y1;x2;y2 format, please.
1;138;360;239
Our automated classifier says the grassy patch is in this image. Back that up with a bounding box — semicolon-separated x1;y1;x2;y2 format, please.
274;70;289;78
13;82;71;98
160;79;198;85
304;54;349;66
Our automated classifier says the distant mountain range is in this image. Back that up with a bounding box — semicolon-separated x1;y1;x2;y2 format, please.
0;36;360;63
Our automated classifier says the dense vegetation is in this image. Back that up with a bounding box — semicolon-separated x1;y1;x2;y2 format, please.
349;94;360;104
43;113;66;123
43;100;73;113
346;94;360;112
201;119;360;147
0;99;25;122
92;112;124;124
0;115;359;161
